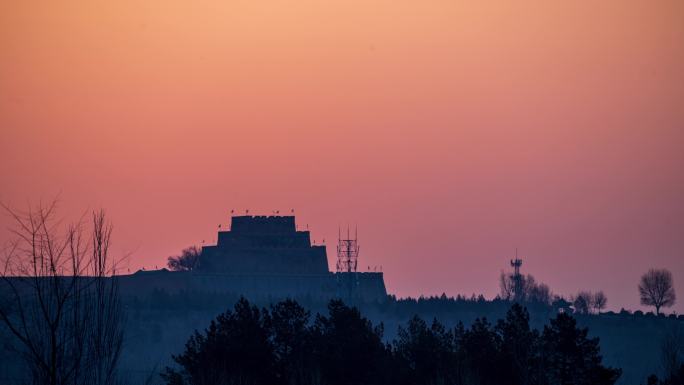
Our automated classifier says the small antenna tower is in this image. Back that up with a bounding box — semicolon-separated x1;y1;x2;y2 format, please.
336;226;359;273
510;248;523;301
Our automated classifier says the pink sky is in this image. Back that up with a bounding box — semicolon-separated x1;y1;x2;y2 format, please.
1;0;683;312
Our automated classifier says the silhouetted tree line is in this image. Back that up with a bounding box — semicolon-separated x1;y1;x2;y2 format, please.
162;298;620;385
571;290;608;315
124;290;518;317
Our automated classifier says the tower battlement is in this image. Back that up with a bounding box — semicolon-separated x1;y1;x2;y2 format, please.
230;215;296;234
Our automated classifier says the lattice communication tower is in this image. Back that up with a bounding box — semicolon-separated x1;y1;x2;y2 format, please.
510;248;523;300
336;226;359;273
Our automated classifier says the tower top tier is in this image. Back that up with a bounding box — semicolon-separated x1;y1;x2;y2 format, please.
230;215;296;234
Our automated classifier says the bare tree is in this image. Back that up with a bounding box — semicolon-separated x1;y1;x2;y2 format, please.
521;274;536;301
639;269;676;315
0;202;125;385
499;271;515;300
500;272;552;304
593;291;607;314
528;281;552;305
572;291;594;314
167;246;201;271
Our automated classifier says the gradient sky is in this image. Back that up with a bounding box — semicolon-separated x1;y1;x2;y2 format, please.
1;0;683;313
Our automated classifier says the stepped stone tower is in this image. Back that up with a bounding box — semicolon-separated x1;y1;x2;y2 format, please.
199;216;328;275
114;214;386;302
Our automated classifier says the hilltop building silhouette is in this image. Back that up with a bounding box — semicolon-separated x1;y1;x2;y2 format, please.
200;216;328;274
117;215;387;302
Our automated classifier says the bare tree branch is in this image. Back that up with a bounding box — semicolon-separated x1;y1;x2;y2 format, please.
0;202;125;385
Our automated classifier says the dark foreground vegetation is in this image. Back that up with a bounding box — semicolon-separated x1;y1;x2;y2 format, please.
163;298;621;385
1;204;681;385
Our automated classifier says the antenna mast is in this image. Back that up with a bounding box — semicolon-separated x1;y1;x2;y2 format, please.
510;248;524;301
336;226;359;273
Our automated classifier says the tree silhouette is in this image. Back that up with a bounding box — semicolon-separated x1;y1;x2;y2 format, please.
541;312;621;385
458;317;502;385
646;364;684;385
162;298;277;385
593;291;607;314
573;291;593;315
500;272;553;305
162;299;622;385
394;316;456;385
500;271;516;300
495;304;540;385
312;300;390;385
167;246;201;271
528;281;552;305
270;299;315;385
0;204;124;385
660;325;684;382
639;269;676;315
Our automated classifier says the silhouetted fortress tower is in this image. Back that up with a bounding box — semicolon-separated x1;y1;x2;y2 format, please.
116;215;387;302
200;216;328;275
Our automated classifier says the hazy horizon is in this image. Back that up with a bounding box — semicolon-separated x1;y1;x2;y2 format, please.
2;0;683;313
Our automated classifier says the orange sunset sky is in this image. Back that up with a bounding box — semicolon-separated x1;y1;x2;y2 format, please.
1;0;683;312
